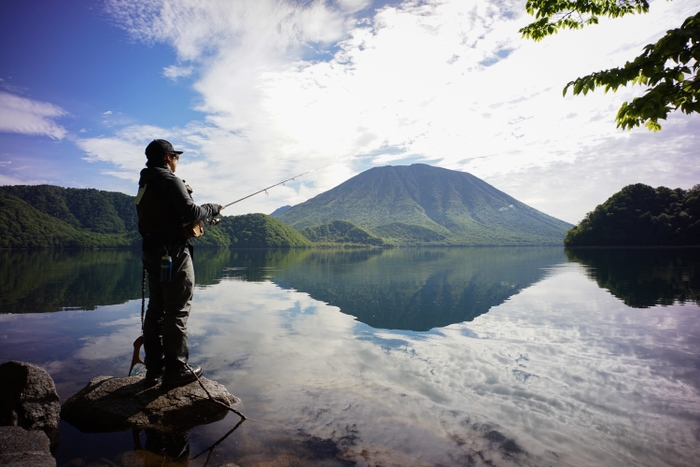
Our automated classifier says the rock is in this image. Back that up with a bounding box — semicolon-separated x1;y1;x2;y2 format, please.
61;375;239;434
0;361;61;431
0;361;61;449
0;426;55;467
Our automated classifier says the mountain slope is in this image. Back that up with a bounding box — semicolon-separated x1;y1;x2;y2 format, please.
276;164;572;245
0;191;138;248
300;220;385;245
1;185;138;234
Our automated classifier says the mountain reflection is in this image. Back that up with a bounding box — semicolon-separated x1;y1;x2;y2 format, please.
0;248;236;314
0;250;144;314
565;248;700;308
1;248;567;326
269;247;567;331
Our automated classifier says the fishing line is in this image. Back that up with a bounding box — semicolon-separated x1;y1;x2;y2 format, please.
223;164;329;208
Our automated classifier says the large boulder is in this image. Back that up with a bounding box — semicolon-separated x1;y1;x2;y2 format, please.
0;426;55;467
0;361;61;449
61;375;239;433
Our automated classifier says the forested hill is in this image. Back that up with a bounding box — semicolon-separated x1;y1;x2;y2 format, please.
0;185;140;248
0;185;309;249
275;164;573;245
565;183;700;246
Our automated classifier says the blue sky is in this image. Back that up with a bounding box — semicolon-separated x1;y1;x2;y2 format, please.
1;0;698;224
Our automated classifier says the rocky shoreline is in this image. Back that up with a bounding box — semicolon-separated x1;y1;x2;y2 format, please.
0;361;241;466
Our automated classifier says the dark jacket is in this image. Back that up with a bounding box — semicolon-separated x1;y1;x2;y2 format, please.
136;167;219;250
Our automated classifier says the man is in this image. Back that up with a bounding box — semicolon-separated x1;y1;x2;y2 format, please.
135;139;223;388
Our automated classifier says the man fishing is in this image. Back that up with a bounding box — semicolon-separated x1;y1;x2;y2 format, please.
135;139;223;388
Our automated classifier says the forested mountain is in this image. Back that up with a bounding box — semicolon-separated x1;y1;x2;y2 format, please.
0;188;139;248
1;185;138;233
0;186;309;249
275;164;572;245
565;184;700;246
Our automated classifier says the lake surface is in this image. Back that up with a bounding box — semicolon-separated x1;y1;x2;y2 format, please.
1;247;699;467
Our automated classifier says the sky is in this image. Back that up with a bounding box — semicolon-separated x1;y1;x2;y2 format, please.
0;0;698;224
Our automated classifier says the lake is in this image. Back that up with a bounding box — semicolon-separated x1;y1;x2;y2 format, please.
1;247;698;467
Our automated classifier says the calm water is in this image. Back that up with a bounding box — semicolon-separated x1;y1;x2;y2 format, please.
0;247;698;467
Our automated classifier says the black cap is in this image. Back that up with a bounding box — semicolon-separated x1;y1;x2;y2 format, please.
145;139;183;159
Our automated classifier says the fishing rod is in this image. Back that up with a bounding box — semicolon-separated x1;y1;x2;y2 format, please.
223;165;327;208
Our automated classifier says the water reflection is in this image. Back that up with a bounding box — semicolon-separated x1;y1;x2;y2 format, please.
566;248;700;308
0;250;143;313
133;428;190;465
5;247;698;318
268;247;566;330
1;248;699;467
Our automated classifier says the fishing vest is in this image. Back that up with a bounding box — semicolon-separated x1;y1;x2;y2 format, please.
134;174;204;248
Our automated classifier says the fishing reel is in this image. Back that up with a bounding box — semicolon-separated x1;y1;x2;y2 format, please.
207;217;221;226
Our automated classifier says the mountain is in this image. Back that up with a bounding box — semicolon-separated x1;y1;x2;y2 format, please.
275;164;572;245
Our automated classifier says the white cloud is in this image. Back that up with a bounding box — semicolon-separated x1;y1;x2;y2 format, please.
75;125;169;185
0;92;67;139
99;0;699;220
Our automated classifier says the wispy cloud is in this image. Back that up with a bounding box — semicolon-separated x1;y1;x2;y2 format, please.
0;92;68;139
163;64;193;80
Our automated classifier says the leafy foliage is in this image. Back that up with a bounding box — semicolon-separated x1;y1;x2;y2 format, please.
520;1;650;40
521;1;700;130
564;183;700;246
276;164;572;246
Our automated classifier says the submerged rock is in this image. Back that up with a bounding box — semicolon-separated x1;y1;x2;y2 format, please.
61;375;239;434
0;426;55;467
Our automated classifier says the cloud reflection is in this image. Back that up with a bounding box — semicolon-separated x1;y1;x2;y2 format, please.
183;262;700;466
